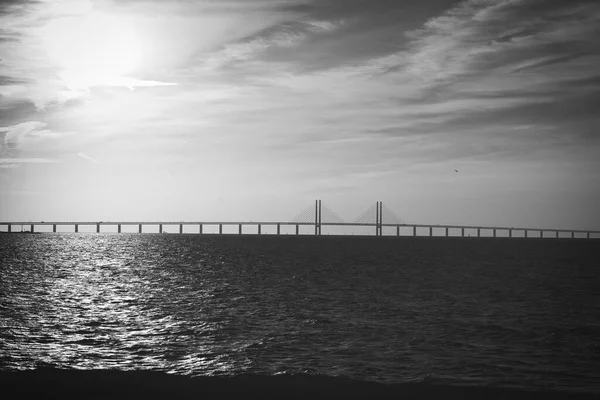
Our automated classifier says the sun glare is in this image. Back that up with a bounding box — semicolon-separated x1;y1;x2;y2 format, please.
42;12;142;90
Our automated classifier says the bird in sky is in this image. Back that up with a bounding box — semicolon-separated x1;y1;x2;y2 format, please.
454;169;458;172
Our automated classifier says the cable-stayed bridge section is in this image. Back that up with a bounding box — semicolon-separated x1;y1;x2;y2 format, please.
1;200;599;239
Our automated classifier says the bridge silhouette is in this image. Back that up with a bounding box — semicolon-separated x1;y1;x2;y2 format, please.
1;200;598;239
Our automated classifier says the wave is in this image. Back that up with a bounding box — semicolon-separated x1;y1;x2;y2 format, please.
1;368;598;399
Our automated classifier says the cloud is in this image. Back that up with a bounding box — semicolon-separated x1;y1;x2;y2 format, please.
399;0;600;85
0;75;26;86
189;0;600;184
2;120;71;143
0;157;57;164
0;121;73;162
2;0;600;198
0;0;41;15
77;152;100;164
2;121;47;145
198;18;344;71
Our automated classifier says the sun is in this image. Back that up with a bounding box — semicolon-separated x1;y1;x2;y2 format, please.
41;11;142;90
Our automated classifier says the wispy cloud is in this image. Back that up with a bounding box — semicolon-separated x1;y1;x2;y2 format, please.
2;121;48;145
238;0;600;139
196;17;344;73
1;121;71;147
0;121;72;168
0;157;57;164
401;0;600;84
77;152;100;164
167;0;599;194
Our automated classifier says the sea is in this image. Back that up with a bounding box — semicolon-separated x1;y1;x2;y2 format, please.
1;233;599;395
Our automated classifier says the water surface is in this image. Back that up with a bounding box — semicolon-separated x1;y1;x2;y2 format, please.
1;234;599;394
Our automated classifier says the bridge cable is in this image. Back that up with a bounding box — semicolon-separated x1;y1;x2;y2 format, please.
381;203;406;225
321;202;346;223
352;204;378;224
291;203;317;223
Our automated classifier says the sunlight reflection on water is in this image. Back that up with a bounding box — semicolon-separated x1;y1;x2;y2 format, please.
1;235;239;375
1;233;600;394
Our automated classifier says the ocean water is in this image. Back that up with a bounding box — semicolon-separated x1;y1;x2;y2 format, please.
1;234;599;394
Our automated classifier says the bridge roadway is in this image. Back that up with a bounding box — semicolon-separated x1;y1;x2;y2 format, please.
1;221;599;239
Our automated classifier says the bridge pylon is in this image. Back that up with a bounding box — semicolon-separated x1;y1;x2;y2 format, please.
352;202;406;236
291;200;345;235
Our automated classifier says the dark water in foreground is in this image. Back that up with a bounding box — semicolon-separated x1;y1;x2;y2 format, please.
1;234;599;394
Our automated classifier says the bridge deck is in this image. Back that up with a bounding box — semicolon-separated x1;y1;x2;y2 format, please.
1;221;599;237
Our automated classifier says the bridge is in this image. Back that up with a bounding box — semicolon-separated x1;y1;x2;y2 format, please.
1;200;599;239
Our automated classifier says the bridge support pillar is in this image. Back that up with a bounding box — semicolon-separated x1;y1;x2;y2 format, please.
571;231;575;239
493;229;496;238
139;224;142;234
477;228;480;238
179;224;183;234
219;224;223;235
397;225;400;236
429;227;432;237
296;224;299;235
239;224;242;235
525;230;528;238
412;226;416;236
587;232;590;239
276;223;280;235
75;224;78;233
509;229;512;238
53;224;56;233
97;224;100;233
376;201;382;237
7;224;11;233
258;224;261;235
555;231;559;238
199;224;203;234
118;224;122;233
30;224;34;233
445;227;449;237
159;224;163;234
461;227;465;237
319;200;322;236
315;199;320;236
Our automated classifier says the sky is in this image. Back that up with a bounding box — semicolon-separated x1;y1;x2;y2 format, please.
1;0;599;230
